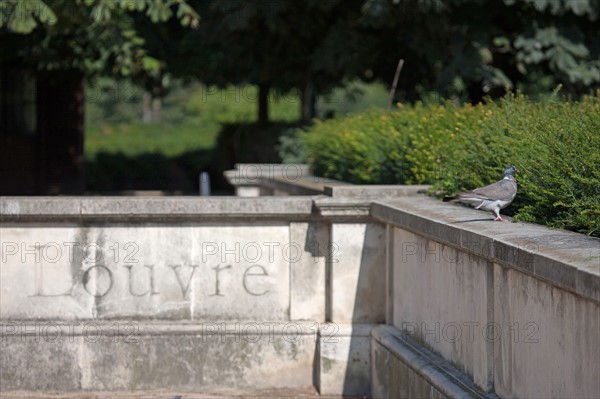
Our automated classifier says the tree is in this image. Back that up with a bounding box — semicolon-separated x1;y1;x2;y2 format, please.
0;0;198;75
178;0;376;124
1;0;200;119
0;0;198;194
358;0;600;102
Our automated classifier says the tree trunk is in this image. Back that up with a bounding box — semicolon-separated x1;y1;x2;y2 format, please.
258;84;270;125
301;82;317;122
36;71;85;194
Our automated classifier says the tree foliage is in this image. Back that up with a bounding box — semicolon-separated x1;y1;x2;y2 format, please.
176;0;375;122
175;0;599;116
359;0;600;100
0;0;198;81
2;0;598;113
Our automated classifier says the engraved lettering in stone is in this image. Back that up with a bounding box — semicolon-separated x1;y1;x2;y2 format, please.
82;265;113;298
243;265;269;296
30;244;73;297
124;264;159;297
169;264;198;299
210;264;232;297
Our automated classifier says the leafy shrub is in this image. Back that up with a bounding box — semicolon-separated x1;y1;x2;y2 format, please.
302;93;600;236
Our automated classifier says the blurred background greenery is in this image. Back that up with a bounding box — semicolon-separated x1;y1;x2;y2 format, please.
1;0;598;202
83;80;389;193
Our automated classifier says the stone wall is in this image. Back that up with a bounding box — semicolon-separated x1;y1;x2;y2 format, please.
372;197;600;399
0;195;385;396
1;170;598;397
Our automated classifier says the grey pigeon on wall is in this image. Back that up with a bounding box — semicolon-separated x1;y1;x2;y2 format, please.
443;166;518;221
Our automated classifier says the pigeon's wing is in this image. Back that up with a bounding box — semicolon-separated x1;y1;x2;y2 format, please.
470;179;517;201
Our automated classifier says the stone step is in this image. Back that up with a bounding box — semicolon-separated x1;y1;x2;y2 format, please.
0;388;370;399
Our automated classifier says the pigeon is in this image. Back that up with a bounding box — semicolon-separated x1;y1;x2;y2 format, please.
443;166;518;221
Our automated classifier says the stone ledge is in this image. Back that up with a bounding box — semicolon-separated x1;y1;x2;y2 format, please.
320;323;376;337
312;197;372;218
259;176;333;196
224;164;312;187
0;320;322;337
224;163;347;197
313;185;431;219
372;325;497;399
324;185;430;198
371;196;600;303
0;390;313;399
0;321;318;392
0;197;314;222
0;387;356;398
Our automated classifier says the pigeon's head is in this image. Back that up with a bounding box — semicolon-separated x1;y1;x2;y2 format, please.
504;165;518;178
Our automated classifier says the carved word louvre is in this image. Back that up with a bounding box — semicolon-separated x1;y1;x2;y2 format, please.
32;263;271;300
18;241;280;300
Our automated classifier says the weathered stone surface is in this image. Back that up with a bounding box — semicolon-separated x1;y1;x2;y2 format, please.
1;225;293;321
0;321;317;392
324;185;430;198
289;222;328;322
371;326;491;399
372;197;600;303
330;223;386;324
0;196;314;222
392;228;493;390
312;197;373;218
379;200;600;398
261;176;327;196
0;225;96;319
493;264;600;398
2;185;599;397
224;164;335;197
318;324;373;396
0;388;329;398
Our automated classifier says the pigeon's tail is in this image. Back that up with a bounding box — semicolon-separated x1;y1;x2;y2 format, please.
442;196;457;202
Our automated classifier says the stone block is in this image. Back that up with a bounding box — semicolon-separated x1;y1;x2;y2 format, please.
493;264;600;398
392;228;493;390
289;222;328;321
1;225;294;321
317;324;372;396
330;223;386;323
0;321;317;391
371;326;490;399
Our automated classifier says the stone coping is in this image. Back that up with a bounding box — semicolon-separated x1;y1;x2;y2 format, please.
223;163;347;197
0;196;314;222
323;185;430;198
372;325;497;399
0;320;323;337
224;163;312;186
0;388;341;399
259;176;341;196
0;321;375;337
372;196;600;303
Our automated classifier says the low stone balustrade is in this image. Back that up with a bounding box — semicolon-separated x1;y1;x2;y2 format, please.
1;165;598;398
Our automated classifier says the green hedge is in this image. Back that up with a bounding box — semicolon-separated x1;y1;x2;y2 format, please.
302;93;600;237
